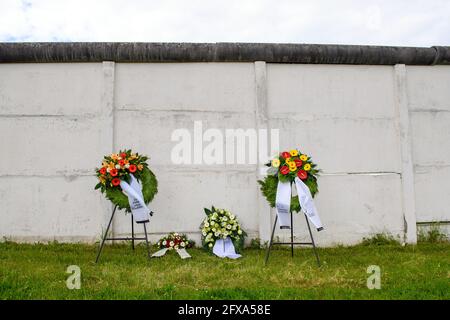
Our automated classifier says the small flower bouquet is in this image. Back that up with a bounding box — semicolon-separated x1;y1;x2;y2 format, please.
157;233;195;251
200;206;246;253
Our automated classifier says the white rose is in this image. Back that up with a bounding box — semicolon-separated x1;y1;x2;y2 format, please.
204;222;209;227
125;164;130;169
162;240;166;245
202;231;207;236
115;164;120;169
238;230;242;235
169;241;174;246
227;225;231;229
181;242;185;247
209;243;213;247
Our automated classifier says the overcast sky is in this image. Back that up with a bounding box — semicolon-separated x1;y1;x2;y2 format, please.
0;0;449;46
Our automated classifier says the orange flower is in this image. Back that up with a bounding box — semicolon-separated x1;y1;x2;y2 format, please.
137;164;143;171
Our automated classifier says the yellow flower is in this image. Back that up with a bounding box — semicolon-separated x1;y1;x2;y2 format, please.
111;153;119;160
303;163;311;171
289;164;297;172
300;154;308;161
285;157;292;164
271;159;280;168
289;149;298;157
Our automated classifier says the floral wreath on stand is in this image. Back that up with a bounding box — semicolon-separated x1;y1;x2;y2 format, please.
200;206;246;255
258;149;320;213
94;149;158;211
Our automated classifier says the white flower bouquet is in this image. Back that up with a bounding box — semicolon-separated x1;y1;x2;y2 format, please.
200;206;246;253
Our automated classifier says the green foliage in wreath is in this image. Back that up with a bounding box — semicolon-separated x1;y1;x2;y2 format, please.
105;167;158;212
258;148;319;213
258;175;318;213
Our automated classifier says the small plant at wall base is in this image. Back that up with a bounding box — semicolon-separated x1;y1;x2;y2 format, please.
418;224;448;243
94;149;158;212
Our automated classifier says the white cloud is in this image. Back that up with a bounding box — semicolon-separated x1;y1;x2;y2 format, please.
0;0;449;46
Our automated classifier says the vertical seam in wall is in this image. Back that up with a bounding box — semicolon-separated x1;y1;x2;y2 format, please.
254;61;271;242
394;64;418;244
102;61;116;237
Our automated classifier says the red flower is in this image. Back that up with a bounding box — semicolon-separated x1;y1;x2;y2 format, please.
118;160;125;167
281;152;290;159
110;168;118;177
294;159;303;167
120;152;127;159
280;166;289;175
111;178;121;186
297;170;308;180
99;167;106;175
129;164;137;173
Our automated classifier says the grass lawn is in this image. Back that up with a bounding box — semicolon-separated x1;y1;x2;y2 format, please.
0;241;448;299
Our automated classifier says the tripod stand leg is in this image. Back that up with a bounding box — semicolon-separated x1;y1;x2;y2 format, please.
142;222;151;261
95;205;117;263
131;214;135;251
305;214;321;267
290;211;294;258
264;214;278;266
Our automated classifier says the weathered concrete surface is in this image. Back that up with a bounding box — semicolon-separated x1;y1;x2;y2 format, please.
1;43;450;65
0;63;103;116
115;63;256;113
0;176;108;242
407;66;450;225
267;64;396;119
0;116;112;176
0;59;449;245
275;173;404;246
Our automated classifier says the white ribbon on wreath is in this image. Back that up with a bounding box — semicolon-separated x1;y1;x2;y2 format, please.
120;174;151;223
151;247;192;259
275;177;324;231
213;237;241;259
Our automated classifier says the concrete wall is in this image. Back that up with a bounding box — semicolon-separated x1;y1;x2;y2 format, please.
0;61;448;246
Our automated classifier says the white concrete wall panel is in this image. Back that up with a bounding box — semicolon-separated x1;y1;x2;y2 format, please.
0;117;112;176
0;176;107;241
115;63;256;113
407;66;450;223
0;63;103;116
0;61;448;245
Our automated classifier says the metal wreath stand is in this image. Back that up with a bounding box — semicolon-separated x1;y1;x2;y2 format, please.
264;210;322;267
95;205;153;263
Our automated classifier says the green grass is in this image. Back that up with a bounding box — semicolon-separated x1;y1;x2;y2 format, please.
0;241;449;299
